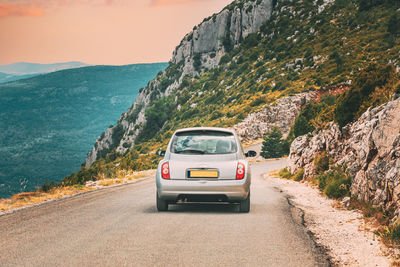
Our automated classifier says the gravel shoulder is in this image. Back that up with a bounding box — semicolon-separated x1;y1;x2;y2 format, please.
264;172;392;266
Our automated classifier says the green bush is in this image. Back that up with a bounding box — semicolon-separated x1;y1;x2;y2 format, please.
335;63;398;128
325;177;351;198
112;124;124;146
314;152;330;174
242;33;259;48
292;102;330;138
388;13;400;35
193;53;202;72
315;168;352;199
136;96;176;143
279;168;292;179
293;168;305;181
335;90;362;128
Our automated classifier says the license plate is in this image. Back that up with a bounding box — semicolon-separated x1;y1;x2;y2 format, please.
189;170;218;178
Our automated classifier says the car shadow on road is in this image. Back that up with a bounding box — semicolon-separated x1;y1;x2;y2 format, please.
144;203;240;214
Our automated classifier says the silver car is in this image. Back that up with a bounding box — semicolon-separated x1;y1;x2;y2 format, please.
155;127;256;212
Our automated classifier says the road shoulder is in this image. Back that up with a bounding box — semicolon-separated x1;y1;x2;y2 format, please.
264;173;393;266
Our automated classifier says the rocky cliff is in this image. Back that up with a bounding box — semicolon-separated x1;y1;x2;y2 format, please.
172;0;273;77
289;96;400;212
86;0;274;167
233;92;315;142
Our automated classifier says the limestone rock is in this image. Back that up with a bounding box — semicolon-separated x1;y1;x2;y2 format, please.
289;97;400;211
233;92;315;142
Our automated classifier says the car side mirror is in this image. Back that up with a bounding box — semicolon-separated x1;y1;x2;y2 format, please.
157;150;166;157
245;150;257;157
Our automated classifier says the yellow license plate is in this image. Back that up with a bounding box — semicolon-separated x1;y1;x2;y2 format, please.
189;170;218;178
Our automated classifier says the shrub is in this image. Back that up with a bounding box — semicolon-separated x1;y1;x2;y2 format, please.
250;96;266;107
335;63;398;128
388;13;400;35
40;180;56;193
293;115;314;137
242;33;259;48
222;35;233;52
314;152;329;174
315;168;352;199
325;177;351;198
279;168;292;179
219;53;232;65
292;168;305;181
335;90;362;128
292;102;330;138
379;221;400;242
193;53;202;72
112;124;124;146
136;96;176;143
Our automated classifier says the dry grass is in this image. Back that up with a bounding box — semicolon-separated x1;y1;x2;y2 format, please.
97;179;123;186
0;169;155;214
0;186;95;213
268;170;280;178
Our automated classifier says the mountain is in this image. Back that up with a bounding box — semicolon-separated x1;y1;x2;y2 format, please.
0;72;38;84
85;0;274;166
83;0;400;171
58;0;399;217
0;63;167;198
0;61;89;75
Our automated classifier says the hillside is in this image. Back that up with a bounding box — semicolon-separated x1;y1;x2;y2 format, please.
0;72;38;84
0;61;88;75
63;0;399;186
0;63;167;198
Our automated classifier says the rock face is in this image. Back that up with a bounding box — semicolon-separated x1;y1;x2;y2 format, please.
172;0;273;77
233;92;315;142
289;97;400;211
86;0;274;167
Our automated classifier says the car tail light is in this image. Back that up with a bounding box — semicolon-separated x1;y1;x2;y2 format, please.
236;163;245;180
161;162;170;179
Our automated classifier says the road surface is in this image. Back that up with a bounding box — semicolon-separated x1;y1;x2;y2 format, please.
0;159;330;266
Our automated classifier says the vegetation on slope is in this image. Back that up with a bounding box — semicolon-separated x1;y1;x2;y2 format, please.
56;0;400;188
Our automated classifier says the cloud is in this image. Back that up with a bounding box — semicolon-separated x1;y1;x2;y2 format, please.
0;3;44;17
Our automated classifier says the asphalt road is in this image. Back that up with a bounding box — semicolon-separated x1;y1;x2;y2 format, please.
0;159;330;266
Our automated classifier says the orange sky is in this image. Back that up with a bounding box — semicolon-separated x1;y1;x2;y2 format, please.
0;0;231;65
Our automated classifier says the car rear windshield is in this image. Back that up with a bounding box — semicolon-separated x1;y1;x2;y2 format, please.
171;130;238;155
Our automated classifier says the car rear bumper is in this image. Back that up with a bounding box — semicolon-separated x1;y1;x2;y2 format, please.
157;178;250;202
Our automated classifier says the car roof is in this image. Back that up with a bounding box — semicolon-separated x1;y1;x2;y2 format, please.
174;127;235;135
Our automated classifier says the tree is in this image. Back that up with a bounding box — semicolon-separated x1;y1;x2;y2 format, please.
261;127;288;158
388;13;400;35
334;63;397;128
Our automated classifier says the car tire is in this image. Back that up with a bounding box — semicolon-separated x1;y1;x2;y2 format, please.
239;192;250;213
157;194;168;211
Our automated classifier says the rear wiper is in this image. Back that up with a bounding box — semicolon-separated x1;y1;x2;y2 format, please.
175;149;206;154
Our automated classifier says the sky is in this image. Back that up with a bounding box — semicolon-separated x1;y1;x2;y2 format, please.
0;0;231;65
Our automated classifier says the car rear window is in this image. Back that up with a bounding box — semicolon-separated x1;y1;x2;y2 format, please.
171;130;238;155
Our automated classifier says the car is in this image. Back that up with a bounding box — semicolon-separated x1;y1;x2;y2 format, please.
155;127;256;213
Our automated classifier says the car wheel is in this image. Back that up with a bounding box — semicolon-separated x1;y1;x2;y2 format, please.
239;192;250;213
156;193;168;211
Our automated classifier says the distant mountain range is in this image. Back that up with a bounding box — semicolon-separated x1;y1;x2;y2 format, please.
0;61;89;75
0;61;90;84
0;62;167;198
